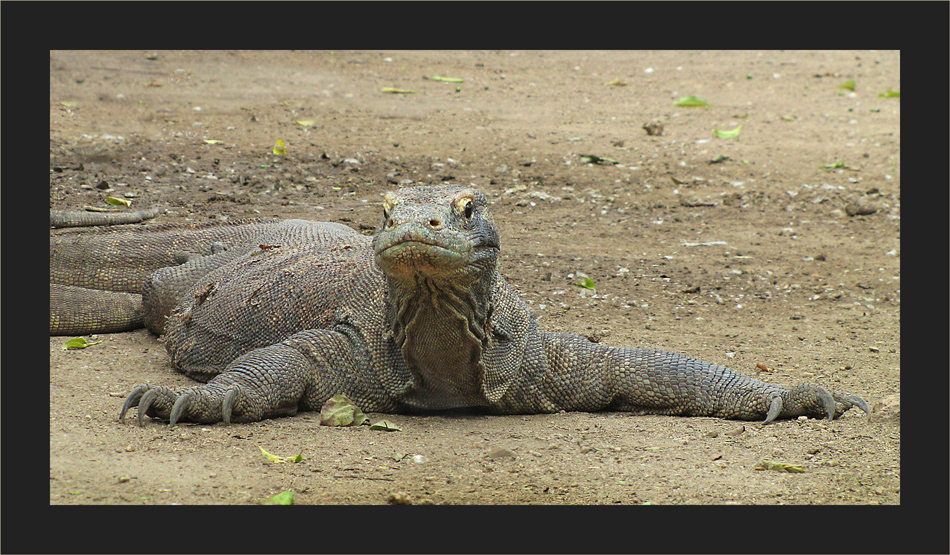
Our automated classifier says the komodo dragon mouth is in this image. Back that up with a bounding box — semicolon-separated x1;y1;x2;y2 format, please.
376;235;474;274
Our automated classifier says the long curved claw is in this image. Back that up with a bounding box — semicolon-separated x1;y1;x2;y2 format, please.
845;393;871;416
222;387;240;425
817;386;836;421
169;392;194;427
120;385;147;423
764;395;783;424
137;388;159;427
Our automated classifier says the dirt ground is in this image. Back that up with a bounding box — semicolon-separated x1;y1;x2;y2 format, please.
49;50;900;511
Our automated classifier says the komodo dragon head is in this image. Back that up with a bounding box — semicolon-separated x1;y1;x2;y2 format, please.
372;185;504;405
373;184;500;283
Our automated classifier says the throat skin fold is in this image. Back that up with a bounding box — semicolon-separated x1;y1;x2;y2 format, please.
385;271;496;408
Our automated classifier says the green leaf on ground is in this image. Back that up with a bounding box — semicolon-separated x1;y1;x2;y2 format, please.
713;125;742;139
370;420;402;432
839;80;855;91
381;87;415;94
262;490;295;505
579;154;618;165
272;140;286;155
819;162;845;169
674;95;710;107
320;394;369;427
105;196;132;207
63;337;103;350
878;90;900;98
259;446;303;464
428;76;464;83
575;273;596;290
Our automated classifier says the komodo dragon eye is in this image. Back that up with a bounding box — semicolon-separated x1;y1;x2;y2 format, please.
462;199;474;219
381;192;397;226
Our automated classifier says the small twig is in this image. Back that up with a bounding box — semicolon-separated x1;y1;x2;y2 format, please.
91;66;170;76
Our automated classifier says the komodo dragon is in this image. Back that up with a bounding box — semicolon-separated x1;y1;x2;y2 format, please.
50;184;870;426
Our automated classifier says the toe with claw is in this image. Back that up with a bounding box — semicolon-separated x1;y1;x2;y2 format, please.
119;384;178;425
762;383;871;424
120;383;247;426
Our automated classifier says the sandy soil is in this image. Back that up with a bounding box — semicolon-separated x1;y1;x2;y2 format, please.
49;51;900;516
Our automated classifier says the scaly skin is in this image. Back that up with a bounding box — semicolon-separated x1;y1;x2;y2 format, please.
50;206;162;228
50;218;284;335
51;185;870;425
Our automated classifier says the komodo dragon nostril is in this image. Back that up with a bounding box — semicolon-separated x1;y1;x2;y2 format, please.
428;218;442;228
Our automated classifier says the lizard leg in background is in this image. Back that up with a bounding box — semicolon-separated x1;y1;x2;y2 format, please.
50;284;145;335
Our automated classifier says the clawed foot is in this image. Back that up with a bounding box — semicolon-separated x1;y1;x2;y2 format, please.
120;383;245;426
763;383;870;424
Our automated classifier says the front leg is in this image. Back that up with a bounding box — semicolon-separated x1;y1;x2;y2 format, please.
121;329;391;425
518;332;869;422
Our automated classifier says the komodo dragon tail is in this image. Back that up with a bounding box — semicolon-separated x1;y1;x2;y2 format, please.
50;206;162;228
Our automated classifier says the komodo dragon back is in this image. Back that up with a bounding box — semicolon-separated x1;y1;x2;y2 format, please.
50;185;870;426
158;220;376;381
